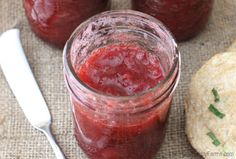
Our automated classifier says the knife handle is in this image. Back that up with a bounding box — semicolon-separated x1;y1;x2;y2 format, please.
39;124;66;159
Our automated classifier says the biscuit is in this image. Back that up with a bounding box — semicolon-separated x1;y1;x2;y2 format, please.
186;52;236;159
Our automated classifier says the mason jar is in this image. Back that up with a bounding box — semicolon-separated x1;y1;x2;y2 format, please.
23;0;111;48
63;10;181;159
132;0;214;41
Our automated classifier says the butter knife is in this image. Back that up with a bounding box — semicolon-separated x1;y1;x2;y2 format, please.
0;28;66;159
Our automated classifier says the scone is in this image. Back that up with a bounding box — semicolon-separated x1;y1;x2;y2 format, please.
186;52;236;159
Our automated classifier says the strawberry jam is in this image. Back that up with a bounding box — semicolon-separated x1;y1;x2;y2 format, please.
23;0;110;48
77;44;165;96
72;43;170;159
132;0;214;41
63;10;180;159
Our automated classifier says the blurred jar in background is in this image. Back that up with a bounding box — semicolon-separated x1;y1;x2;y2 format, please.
23;0;111;48
132;0;214;41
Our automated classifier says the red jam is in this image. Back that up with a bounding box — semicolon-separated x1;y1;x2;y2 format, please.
132;0;214;41
23;0;110;48
72;43;171;159
63;10;180;159
77;44;165;96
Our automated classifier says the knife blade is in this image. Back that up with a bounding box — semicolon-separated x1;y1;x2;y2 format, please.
0;28;65;159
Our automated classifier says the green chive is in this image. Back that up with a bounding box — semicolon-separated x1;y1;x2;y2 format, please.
212;88;220;102
207;131;221;146
213;140;221;146
208;104;225;119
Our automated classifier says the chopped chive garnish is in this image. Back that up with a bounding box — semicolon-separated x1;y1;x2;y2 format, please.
207;131;221;146
213;140;221;146
212;88;220;102
208;104;225;119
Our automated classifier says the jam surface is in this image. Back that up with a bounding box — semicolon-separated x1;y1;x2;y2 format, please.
72;43;171;159
23;0;110;48
77;43;165;96
132;0;214;41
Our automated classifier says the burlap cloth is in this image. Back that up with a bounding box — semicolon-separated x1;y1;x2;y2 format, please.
0;0;236;159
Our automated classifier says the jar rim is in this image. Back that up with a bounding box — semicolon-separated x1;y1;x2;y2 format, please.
63;10;181;101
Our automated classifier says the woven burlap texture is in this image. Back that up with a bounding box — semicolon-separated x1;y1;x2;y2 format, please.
0;0;236;159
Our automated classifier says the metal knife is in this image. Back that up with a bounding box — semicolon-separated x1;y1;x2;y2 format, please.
0;28;66;159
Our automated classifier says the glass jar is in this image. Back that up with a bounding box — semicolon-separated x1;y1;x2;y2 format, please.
23;0;110;48
63;10;180;159
132;0;214;41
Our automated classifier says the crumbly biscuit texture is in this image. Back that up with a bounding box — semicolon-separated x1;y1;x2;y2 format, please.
186;52;236;159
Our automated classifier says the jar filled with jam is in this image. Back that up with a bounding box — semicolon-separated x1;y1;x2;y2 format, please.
63;10;180;159
23;0;110;48
132;0;214;41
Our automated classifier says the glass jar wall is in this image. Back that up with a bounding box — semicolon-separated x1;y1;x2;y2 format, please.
132;0;214;41
23;0;110;48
